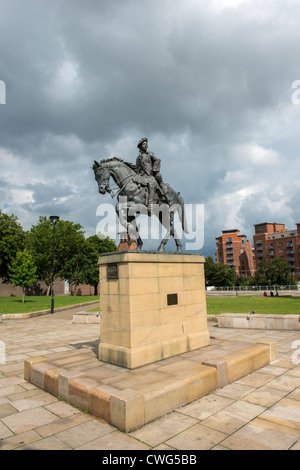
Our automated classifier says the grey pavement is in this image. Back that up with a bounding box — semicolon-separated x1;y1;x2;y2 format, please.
0;306;299;450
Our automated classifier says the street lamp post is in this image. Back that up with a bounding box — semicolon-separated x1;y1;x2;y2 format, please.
50;216;59;314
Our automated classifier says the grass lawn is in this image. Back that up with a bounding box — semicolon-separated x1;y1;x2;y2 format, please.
0;295;98;314
206;295;300;315
88;306;100;312
86;296;300;316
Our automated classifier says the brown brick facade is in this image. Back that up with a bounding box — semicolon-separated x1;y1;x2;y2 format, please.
253;222;300;280
215;229;256;278
216;222;300;281
0;278;99;297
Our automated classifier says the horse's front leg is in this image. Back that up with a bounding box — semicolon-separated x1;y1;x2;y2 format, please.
127;215;143;251
115;203;128;232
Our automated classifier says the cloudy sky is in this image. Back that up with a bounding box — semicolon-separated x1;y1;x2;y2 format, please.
1;0;300;256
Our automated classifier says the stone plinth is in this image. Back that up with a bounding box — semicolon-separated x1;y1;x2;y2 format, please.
98;252;210;369
24;339;276;432
217;313;300;331
72;311;100;324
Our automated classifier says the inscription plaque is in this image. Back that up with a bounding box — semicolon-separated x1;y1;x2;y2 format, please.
107;263;118;280
167;293;178;306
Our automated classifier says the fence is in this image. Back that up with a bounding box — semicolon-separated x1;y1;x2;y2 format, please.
206;285;299;292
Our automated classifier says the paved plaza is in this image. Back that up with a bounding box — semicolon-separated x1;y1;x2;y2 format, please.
0;305;299;450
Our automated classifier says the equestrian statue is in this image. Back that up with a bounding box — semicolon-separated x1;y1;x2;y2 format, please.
92;137;188;252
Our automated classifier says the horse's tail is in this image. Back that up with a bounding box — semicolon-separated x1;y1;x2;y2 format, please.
177;192;189;234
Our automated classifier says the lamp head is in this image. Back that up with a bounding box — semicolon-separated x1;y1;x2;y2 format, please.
49;215;60;224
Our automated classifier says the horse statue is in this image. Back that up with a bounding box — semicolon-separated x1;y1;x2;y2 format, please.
92;157;188;252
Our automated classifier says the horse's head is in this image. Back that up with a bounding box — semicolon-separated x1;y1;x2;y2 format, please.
93;161;111;195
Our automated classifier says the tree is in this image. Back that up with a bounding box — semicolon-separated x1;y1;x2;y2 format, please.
253;258;296;286
253;258;269;286
204;256;237;287
267;258;296;286
62;234;118;295
9;249;38;303
236;276;251;287
26;216;86;293
214;263;237;287
204;256;217;286
85;234;118;293
0;211;25;282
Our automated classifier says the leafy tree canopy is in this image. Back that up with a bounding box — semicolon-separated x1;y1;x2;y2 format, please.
204;256;237;287
26;216;86;287
9;249;38;303
62;233;118;293
0;211;25;282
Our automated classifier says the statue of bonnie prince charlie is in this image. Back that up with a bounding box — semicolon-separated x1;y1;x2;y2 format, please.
135;137;169;214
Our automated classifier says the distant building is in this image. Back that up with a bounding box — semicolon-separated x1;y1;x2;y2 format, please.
0;278;98;297
215;229;256;277
253;222;300;280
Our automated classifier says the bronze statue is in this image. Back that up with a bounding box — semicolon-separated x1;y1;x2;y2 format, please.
93;138;188;252
135;137;169;214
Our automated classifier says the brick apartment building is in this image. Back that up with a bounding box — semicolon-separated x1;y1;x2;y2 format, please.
215;229;256;277
253;222;300;280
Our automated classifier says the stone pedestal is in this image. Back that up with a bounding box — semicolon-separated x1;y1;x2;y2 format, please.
98;252;210;369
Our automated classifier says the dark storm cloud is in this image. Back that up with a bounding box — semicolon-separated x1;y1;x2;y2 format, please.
1;0;300;255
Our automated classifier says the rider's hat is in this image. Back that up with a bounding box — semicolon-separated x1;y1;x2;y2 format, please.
137;137;148;149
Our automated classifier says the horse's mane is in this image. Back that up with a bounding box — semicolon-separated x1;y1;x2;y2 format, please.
98;157;136;171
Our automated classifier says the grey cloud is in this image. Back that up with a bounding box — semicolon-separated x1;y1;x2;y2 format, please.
1;0;300;256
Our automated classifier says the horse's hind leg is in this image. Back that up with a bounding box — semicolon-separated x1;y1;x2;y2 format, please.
158;211;182;253
158;230;170;252
158;229;183;252
157;211;174;252
173;228;182;252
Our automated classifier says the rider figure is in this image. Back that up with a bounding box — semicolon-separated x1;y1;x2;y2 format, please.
136;137;169;214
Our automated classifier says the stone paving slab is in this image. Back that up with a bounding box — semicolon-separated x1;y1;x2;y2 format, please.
259;397;300;430
220;417;300;450
0;306;299;450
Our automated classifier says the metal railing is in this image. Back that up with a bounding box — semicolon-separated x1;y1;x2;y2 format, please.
206;285;299;291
